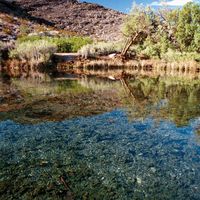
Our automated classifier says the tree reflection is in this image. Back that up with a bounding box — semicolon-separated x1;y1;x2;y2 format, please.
0;64;199;127
122;77;200;127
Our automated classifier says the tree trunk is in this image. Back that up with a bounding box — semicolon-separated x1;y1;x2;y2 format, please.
121;38;131;56
121;38;134;57
121;32;140;58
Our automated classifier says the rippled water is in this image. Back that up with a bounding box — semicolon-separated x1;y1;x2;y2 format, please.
0;67;200;199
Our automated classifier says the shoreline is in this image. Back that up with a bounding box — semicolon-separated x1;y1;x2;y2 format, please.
1;57;200;80
56;57;200;79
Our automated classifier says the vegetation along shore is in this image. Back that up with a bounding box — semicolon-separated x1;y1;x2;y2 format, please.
0;0;199;75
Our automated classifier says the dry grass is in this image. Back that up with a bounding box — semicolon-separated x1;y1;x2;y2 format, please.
57;58;200;79
75;58;199;69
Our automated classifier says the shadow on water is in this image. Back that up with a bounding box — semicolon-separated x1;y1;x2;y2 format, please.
0;64;200;199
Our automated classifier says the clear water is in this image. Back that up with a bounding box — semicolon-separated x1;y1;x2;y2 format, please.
0;69;200;200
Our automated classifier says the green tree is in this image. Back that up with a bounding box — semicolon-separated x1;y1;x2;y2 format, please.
157;8;180;49
176;2;200;52
121;5;157;57
121;2;200;59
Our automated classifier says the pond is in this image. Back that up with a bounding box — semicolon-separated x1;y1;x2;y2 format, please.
0;66;200;200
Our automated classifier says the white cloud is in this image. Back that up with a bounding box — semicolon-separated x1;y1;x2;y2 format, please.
151;0;194;6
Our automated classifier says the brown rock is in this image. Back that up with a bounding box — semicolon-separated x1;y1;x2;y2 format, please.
15;0;125;41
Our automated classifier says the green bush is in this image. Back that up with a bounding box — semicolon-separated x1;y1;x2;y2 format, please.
10;40;57;64
161;49;200;62
141;44;161;58
17;35;43;43
17;36;93;53
78;42;123;58
137;37;161;58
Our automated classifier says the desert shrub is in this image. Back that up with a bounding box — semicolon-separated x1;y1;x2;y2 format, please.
161;49;200;62
159;34;172;54
49;37;92;52
137;37;161;58
0;41;4;50
0;41;7;62
141;45;161;58
2;27;12;35
192;30;200;52
17;35;41;43
67;37;93;52
49;37;72;52
10;40;57;65
17;36;93;52
78;42;123;58
19;25;31;37
0;41;4;61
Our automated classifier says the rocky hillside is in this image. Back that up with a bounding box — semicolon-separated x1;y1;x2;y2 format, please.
15;0;125;41
0;0;76;42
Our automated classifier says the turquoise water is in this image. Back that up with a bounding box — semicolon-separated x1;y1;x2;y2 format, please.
0;72;200;199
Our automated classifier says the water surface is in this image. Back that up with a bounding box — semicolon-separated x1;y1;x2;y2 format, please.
0;67;200;199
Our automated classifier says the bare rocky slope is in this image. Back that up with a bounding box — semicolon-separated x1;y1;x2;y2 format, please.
0;0;60;42
15;0;125;41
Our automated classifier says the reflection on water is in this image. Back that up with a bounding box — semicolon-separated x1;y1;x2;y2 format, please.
0;65;200;199
123;77;200;127
57;62;200;80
